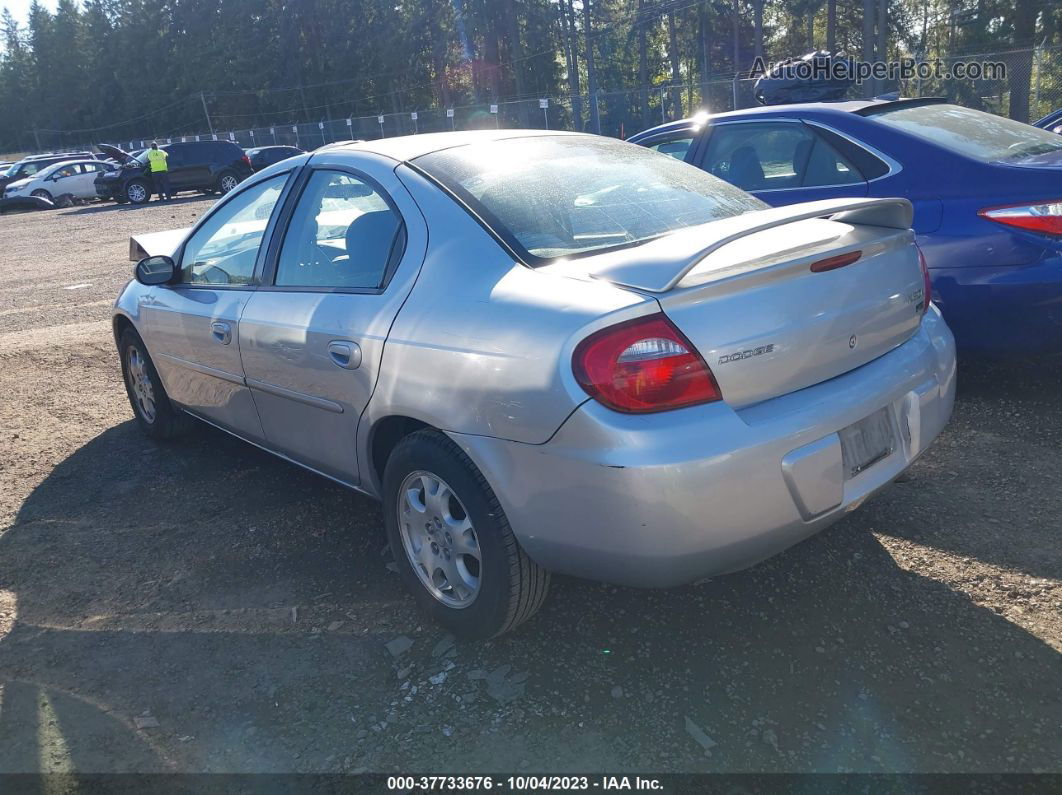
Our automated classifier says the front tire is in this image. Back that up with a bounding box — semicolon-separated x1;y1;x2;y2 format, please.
31;189;52;202
118;329;193;440
125;179;150;205
383;430;550;639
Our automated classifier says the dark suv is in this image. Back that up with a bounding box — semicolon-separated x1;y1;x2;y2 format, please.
0;152;100;192
95;141;253;204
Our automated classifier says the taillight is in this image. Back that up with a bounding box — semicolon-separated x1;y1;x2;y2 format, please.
572;314;721;413
916;244;932;316
978;201;1062;236
242;154;252;168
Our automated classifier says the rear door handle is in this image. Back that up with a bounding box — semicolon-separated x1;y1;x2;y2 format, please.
327;340;362;370
211;321;232;345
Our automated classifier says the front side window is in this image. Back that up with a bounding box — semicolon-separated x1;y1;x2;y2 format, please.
869;103;1062;163
414;135;765;263
179;174;287;285
275;170;402;289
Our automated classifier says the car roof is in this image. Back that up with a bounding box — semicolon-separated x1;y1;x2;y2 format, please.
39;159;103;170
25;151;93;161
631;97;949;139
317;129;585;163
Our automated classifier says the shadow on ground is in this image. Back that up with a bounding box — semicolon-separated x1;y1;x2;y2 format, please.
64;195;215;217
0;363;1059;773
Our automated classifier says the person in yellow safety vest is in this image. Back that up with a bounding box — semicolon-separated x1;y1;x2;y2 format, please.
145;142;172;201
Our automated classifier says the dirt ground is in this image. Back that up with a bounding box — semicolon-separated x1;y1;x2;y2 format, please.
0;197;1058;775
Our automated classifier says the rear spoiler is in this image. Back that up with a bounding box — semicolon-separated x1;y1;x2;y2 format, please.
587;197;913;293
129;227;191;261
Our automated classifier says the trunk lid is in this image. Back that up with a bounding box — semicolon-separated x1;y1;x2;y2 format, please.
555;198;926;407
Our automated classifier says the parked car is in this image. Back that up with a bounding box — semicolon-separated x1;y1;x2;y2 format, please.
1033;108;1062;134
95;141;253;204
0;151;100;193
113;131;955;638
245;145;303;172
629;98;1062;349
3;159;115;206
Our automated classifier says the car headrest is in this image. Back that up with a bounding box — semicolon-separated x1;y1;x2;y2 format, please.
344;210;400;272
730;146;765;190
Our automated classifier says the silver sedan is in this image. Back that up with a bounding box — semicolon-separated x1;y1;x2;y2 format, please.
114;131;956;638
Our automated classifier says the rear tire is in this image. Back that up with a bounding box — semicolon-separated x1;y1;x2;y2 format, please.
216;170;239;194
383;430;550;639
118;328;194;440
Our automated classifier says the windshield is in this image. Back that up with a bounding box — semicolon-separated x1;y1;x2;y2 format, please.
871;103;1062;163
413;135;766;263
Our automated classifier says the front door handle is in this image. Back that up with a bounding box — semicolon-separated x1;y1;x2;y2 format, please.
327;340;362;370
211;321;232;345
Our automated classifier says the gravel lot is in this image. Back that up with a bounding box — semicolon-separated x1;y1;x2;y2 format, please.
0;198;1059;775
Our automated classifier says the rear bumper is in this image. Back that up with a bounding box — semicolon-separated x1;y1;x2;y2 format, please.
931;255;1062;350
451;307;956;588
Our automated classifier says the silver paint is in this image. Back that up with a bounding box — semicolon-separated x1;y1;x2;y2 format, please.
114;132;957;588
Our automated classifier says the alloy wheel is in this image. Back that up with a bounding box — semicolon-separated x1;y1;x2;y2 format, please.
220;175;238;193
126;347;156;422
397;470;482;608
127;183;147;203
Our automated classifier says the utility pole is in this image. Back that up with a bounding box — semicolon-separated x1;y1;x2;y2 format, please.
200;92;215;136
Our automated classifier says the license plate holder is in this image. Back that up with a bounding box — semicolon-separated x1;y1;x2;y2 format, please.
839;407;895;478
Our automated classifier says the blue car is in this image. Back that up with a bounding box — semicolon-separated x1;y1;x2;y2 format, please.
1033;109;1062;133
629;98;1062;350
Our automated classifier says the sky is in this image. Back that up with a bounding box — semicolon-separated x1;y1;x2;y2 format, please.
4;0;58;27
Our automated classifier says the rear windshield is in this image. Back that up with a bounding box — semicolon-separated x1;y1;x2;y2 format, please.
413;135;765;263
871;103;1062;163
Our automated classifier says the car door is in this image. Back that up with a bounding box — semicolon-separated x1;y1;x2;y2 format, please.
71;163;103;198
238;157;427;485
697;119;869;205
46;164;82;197
135;172;293;440
83;162;115;197
162;145;191;189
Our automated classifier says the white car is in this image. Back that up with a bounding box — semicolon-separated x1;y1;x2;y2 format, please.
3;159;114;205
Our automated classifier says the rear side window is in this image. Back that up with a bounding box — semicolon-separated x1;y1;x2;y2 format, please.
275;170;402;290
870;103;1062;162
216;142;242;161
702;122;862;191
414;135;764;264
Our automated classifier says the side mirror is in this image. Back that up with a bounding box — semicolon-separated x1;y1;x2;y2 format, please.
135;255;177;285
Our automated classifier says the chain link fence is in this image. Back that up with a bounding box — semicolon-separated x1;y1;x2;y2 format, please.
27;46;1062;156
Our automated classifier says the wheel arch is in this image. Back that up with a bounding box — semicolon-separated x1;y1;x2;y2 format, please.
112;312;135;347
367;414;433;494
